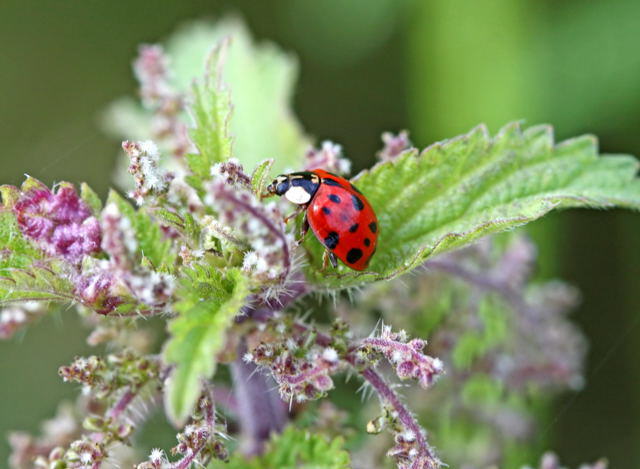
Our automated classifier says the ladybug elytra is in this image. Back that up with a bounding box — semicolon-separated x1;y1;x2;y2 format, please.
266;169;378;271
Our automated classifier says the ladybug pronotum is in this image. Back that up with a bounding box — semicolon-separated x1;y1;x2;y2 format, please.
266;169;378;271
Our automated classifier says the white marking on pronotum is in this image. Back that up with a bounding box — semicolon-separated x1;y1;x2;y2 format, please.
285;186;312;205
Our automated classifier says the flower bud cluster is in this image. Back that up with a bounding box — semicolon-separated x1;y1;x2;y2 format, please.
134;44;191;159
205;162;292;284
358;325;443;389
246;324;343;403
136;392;228;469
74;203;175;314
13;351;158;469
123;140;170;205
210;158;251;188
74;261;124;315
33;438;108;469
13;181;101;263
58;350;160;398
388;429;440;469
303;141;351;175
101;203;138;271
377;131;412;161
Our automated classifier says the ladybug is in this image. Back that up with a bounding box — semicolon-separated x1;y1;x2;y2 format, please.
266;169;378;271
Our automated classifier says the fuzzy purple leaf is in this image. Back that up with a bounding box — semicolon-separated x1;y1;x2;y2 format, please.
13;180;101;264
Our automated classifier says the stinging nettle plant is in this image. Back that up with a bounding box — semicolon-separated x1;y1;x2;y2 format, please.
3;19;639;469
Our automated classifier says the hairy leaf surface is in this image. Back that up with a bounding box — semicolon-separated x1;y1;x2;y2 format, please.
0;212;74;306
185;39;233;187
163;267;248;425
306;123;640;288
107;191;176;269
209;426;352;469
169;20;310;175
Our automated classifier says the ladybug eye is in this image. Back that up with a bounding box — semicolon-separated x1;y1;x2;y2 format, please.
275;181;290;195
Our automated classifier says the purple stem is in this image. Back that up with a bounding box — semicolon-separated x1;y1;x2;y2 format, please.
167;386;216;469
212;386;238;415
286;321;439;467
360;367;436;465
107;388;136;421
171;448;203;469
361;338;430;363
203;383;216;430
281;363;330;385
231;343;288;456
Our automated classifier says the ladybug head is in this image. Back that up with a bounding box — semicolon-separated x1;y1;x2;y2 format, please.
267;175;291;196
267;172;320;205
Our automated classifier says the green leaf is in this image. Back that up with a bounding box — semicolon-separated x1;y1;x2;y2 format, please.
167;19;310;174
0;185;20;208
0;212;74;306
163;267;249;425
461;374;505;407
209;426;352;469
80;182;103;216
185;38;233;187
251;158;275;196
106;191;176;269
306;122;640;288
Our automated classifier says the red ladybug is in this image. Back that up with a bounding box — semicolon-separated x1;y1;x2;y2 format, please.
266;169;378;271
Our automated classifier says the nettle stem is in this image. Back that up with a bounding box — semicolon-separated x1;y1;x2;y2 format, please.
231;342;288;455
107;388;136;420
361;367;436;466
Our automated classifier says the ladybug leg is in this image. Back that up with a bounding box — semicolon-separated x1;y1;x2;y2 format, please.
329;251;338;268
295;215;310;245
322;250;338;270
284;205;304;225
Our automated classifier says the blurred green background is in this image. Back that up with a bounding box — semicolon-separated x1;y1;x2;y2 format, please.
1;0;639;467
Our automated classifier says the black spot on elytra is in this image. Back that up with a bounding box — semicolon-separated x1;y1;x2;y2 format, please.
368;222;377;233
322;206;331;215
350;183;362;194
328;194;341;204
323;178;343;187
346;248;363;264
364;238;371;247
351;194;364;211
348;223;359;233
324;232;339;250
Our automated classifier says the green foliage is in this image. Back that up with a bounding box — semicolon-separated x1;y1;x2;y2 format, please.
154;208;201;243
306;122;640;288
186;39;233;188
163;267;249;425
452;298;508;369
106;191;176;269
80;182;103;216
0;212;74;306
250;158;275;197
104;19;310;185
209;426;352;469
167;20;310;175
461;374;505;407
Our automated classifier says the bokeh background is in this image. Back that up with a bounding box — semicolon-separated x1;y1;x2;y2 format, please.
1;0;639;467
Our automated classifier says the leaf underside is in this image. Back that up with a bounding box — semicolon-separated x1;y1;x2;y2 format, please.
305;122;640;288
0;212;74;306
